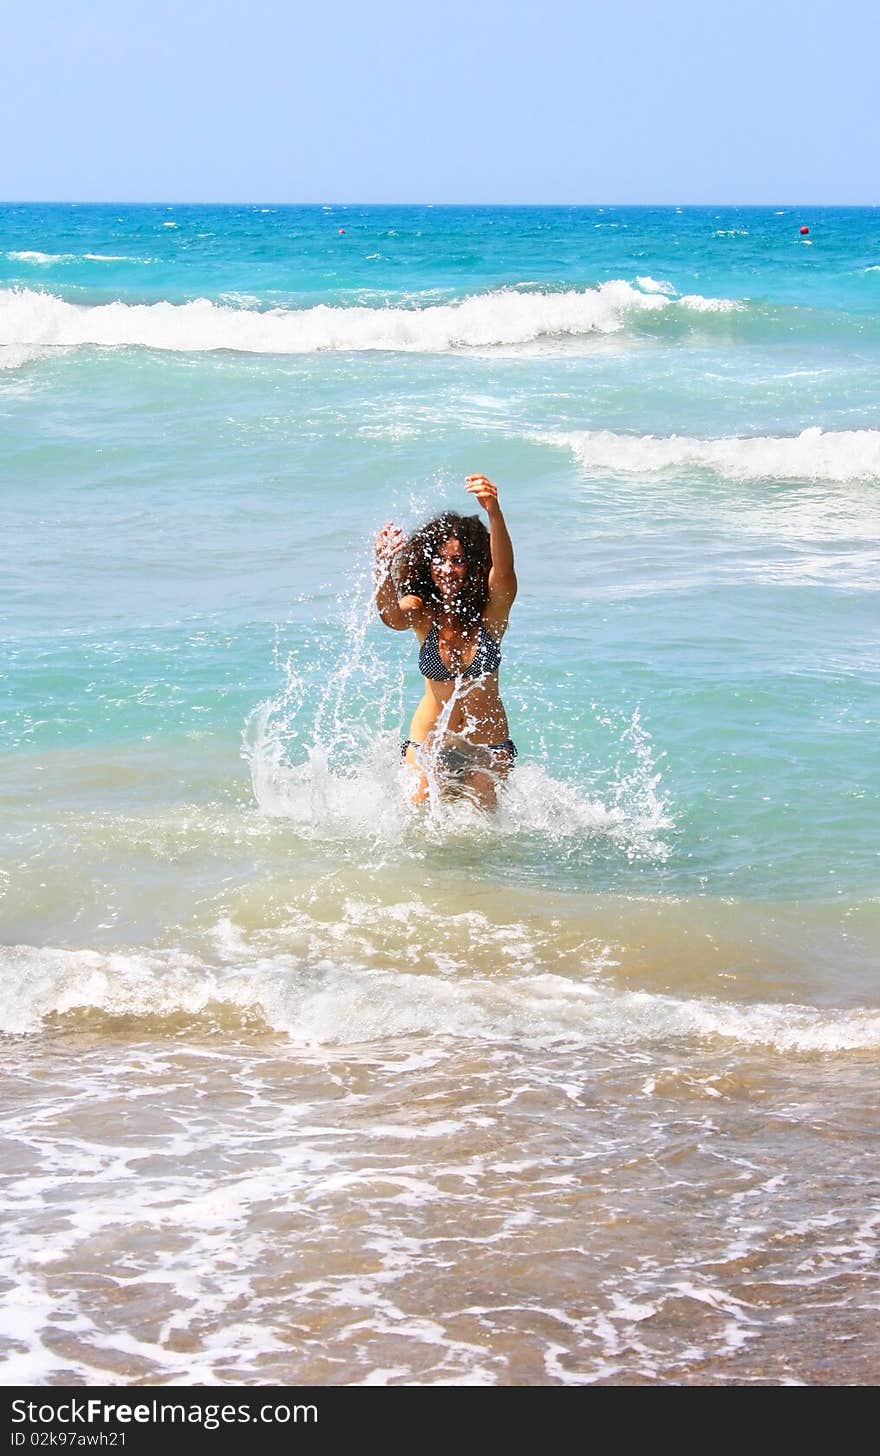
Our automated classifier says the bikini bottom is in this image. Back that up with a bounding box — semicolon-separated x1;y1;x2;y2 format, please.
401;737;517;777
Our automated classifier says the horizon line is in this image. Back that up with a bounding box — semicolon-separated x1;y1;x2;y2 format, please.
2;198;879;210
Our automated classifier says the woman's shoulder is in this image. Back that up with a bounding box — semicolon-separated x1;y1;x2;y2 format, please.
398;597;432;643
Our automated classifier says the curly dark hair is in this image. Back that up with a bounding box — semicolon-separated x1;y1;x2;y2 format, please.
398;511;490;624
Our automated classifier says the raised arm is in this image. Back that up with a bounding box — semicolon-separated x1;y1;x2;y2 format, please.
374;521;423;631
465;474;517;613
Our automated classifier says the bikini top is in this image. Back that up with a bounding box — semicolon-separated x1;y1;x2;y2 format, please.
418;621;502;682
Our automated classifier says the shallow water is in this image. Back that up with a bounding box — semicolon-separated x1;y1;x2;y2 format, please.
2;204;879;1384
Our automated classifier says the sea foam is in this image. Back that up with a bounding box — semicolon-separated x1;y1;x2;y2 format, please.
2;939;878;1054
6;250;70;264
542;426;880;483
0;281;739;358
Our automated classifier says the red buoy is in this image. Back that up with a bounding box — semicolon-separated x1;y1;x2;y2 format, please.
800;225;810;235
338;227;345;235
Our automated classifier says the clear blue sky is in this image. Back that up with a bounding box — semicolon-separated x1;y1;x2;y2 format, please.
2;0;877;203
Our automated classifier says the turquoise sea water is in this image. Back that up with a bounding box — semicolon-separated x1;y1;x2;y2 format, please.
2;205;879;1385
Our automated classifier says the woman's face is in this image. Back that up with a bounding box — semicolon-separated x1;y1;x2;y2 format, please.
430;537;468;599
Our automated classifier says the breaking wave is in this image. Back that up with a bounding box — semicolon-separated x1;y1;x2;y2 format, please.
541;426;880;483
3;937;878;1052
0;280;742;360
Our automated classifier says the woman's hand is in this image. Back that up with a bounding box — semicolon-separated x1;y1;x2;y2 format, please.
465;474;500;516
375;521;406;572
374;522;422;629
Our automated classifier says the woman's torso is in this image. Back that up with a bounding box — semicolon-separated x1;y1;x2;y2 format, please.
408;616;509;744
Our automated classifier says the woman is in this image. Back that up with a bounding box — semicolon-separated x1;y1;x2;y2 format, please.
374;474;517;807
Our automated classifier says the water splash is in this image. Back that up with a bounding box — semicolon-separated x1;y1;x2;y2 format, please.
243;554;673;864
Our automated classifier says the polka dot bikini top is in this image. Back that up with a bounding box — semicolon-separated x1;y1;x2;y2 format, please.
418;621;502;681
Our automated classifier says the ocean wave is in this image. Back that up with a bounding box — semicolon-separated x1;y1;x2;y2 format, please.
0;281;741;358
0;342;54;370
635;275;676;295
541;426;880;482
677;293;741;313
2;938;877;1053
6;251;151;269
7;250;72;264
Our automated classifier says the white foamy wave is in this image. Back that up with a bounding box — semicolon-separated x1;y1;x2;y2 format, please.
635;276;676;294
0;343;52;370
684;999;880;1053
0;282;737;357
677;293;742;313
83;253;132;262
541;426;880;482
7;250;71;264
3;941;878;1054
